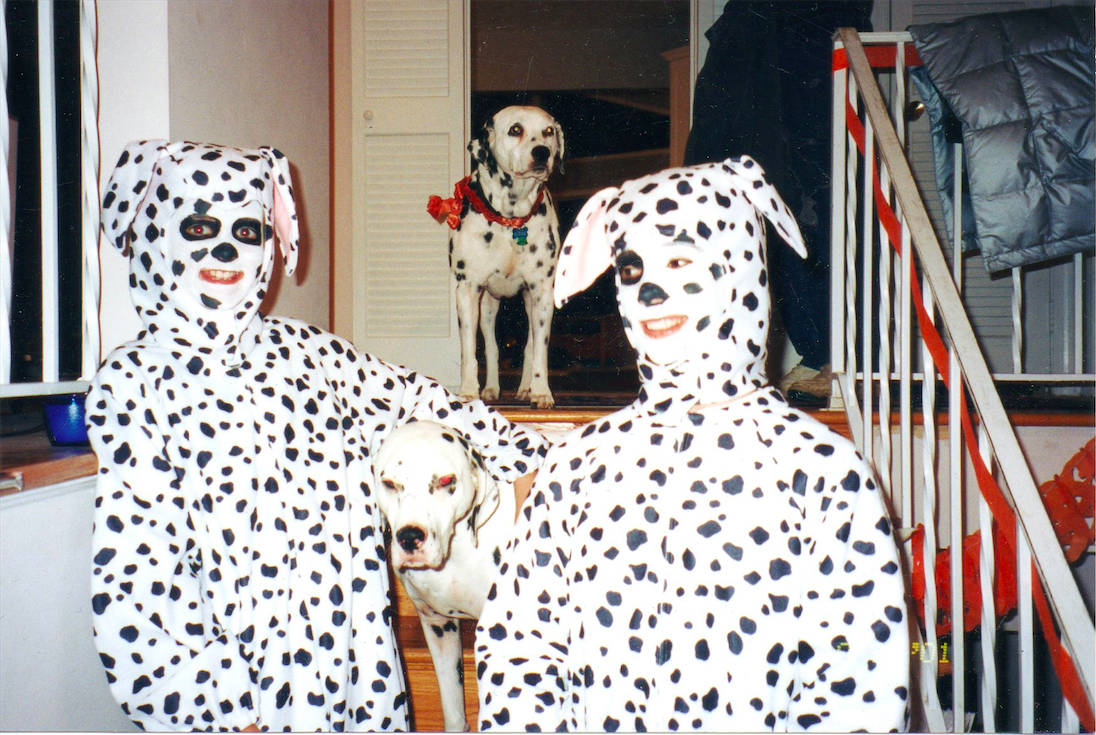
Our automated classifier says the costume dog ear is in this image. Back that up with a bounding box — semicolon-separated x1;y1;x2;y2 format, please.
101;139;168;254
259;147;300;277
553;185;620;308
721;155;807;258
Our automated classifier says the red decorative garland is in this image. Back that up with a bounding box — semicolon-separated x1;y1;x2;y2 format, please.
427;176;545;231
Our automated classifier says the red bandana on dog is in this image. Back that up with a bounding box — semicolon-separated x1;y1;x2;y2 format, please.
428;176;546;241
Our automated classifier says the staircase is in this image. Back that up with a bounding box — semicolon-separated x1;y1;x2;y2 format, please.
830;29;1094;733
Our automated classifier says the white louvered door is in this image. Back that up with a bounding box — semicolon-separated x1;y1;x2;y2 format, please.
351;0;466;387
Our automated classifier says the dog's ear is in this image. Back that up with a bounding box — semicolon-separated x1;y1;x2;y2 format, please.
721;155;806;259
468;451;500;547
468;118;497;175
101;140;169;256
553;185;620;307
259;147;300;276
552;119;566;174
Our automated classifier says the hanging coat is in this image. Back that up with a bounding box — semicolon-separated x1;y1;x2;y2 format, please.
475;158;909;732
87;140;548;732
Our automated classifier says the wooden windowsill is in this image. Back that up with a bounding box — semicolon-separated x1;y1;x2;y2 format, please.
0;428;98;495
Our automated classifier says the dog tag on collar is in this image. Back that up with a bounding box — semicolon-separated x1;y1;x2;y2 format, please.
512;226;529;245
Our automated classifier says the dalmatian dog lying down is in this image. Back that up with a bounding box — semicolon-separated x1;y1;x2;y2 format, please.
374;420;516;732
429;105;564;409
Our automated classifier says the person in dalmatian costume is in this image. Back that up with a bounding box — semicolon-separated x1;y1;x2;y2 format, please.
475;157;909;733
86;140;548;732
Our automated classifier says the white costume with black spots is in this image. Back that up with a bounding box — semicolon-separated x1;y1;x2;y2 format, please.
87;140;548;732
475;158;908;732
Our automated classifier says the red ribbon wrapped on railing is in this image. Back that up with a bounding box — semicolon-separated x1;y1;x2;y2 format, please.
838;59;1095;729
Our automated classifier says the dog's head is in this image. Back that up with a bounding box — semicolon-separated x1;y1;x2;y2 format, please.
469;105;565;183
374;421;501;571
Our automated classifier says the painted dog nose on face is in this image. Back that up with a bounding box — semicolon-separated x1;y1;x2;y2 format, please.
211;242;239;263
396;525;427;552
639;282;669;306
531;145;550;166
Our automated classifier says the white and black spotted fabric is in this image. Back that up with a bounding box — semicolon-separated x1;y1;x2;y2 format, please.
475;158;909;732
87;140;548;732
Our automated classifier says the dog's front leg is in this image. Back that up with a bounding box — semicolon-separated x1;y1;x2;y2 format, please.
479;292;501;402
417;609;468;732
455;281;482;402
520;282;555;408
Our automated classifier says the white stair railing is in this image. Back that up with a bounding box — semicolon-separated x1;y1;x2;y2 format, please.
831;29;1095;733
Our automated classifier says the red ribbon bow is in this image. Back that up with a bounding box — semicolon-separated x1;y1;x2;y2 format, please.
427;176;545;230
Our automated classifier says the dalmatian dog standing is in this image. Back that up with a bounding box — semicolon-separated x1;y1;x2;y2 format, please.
374;421;516;732
86;141;548;732
475;158;910;732
429;106;564;408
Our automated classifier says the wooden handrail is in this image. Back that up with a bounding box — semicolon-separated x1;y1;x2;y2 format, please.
837;28;1095;708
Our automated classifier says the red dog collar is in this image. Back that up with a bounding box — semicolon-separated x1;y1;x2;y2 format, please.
428;176;545;231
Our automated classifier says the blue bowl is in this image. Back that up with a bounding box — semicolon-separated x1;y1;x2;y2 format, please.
44;393;90;446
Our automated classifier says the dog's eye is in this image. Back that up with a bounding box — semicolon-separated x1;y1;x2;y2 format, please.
437;474;456;491
508;124;523;137
382;479;399;493
544;126;554;137
667;257;693;269
180;214;221;241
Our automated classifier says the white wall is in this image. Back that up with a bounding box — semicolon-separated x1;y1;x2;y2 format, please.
0;479;134;731
167;0;331;331
96;0;172;357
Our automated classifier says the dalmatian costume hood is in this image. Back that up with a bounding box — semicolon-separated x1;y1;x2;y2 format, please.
476;158;909;732
87;141;547;731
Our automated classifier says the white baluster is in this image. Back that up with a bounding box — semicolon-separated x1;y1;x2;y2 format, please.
948;142;965;727
977;427;997;732
1012;268;1022;375
861;114;874;459
845;75;860;424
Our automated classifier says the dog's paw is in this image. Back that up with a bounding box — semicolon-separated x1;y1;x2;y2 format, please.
529;392;555;409
457;391;479;403
480;387;500;402
515;387;531;401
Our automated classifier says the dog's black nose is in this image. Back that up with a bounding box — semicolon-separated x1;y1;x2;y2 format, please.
211;242;239;263
639;282;669;306
531;145;550;165
396;526;426;552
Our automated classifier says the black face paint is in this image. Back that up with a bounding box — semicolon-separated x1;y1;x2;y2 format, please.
180;214;221;241
617;251;644;286
211;242;239;263
190;248;209;262
232;218;264;246
639;282;669;306
201;294;222;309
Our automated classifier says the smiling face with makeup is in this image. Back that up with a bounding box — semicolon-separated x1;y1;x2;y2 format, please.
169;200;270;312
615;235;726;366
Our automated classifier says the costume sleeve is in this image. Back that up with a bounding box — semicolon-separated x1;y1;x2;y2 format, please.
789;450;910;733
360;352;549;481
87;376;257;732
475;447;577;732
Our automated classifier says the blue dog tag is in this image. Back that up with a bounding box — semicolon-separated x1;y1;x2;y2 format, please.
512;226;529;245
